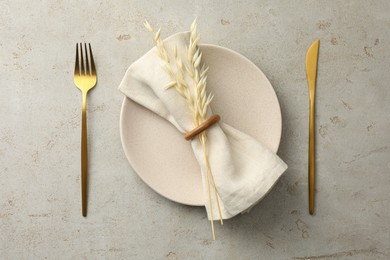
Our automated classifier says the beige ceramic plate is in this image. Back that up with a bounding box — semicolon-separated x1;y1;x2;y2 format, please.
120;44;282;206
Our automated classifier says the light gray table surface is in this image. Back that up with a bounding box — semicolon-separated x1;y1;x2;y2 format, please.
1;1;389;259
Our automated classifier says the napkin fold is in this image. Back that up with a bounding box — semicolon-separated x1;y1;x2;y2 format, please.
119;32;287;220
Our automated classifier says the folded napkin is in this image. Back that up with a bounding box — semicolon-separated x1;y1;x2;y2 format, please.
119;32;287;220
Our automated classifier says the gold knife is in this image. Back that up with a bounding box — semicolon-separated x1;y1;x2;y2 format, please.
305;40;319;215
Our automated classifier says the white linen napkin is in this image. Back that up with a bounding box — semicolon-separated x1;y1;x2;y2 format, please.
119;32;288;220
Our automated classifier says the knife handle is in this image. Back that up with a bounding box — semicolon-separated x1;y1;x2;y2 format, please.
308;98;315;215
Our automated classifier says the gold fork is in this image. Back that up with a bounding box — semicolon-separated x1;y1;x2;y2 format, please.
74;43;97;217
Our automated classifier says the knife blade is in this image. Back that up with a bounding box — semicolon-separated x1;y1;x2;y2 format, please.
305;39;319;215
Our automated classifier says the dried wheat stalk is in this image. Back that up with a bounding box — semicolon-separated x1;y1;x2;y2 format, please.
144;19;223;239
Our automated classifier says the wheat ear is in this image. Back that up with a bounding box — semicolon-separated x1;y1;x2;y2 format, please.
144;20;222;239
187;19;224;227
144;21;194;112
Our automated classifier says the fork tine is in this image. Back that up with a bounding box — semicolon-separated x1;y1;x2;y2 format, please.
84;43;90;76
74;43;79;76
80;43;85;75
89;43;96;76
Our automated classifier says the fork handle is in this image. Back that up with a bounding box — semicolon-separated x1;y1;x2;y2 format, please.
81;92;88;217
309;97;315;215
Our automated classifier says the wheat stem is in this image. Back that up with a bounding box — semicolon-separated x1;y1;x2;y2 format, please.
201;133;224;225
200;134;216;239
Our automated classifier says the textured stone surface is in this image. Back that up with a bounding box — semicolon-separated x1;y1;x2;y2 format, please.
1;0;389;259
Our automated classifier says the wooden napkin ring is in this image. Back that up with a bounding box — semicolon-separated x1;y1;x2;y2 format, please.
184;115;221;141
